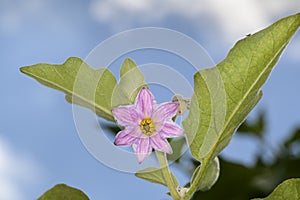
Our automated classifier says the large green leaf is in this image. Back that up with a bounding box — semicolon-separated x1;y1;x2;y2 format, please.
252;178;300;200
183;13;300;162
20;57;117;121
38;184;89;200
135;167;179;187
20;57;147;121
112;58;147;107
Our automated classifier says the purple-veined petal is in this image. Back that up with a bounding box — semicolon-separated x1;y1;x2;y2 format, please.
150;134;173;154
135;88;156;117
133;137;152;163
152;102;179;121
112;105;141;126
158;121;184;138
114;127;141;146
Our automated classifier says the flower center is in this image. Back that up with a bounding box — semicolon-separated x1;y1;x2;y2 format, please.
140;118;155;136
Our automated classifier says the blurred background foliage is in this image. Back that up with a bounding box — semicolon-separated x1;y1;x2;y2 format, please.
190;111;300;200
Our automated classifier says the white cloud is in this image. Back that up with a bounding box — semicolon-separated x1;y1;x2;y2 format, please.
89;0;300;41
0;136;43;200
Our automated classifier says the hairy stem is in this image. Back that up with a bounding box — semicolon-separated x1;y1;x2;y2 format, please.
156;151;180;200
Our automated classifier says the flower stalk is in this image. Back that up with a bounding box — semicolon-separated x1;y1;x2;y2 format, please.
156;151;181;200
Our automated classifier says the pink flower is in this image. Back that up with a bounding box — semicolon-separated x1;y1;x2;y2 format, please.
112;88;184;163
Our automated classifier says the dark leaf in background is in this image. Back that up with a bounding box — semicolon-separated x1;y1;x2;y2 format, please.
237;111;265;137
190;111;300;200
191;158;265;200
284;127;300;149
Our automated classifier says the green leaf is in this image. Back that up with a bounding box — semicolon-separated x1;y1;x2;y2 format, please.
284;127;300;148
38;184;89;200
20;57;147;121
183;13;300;162
112;58;147;107
20;57;117;121
190;157;269;200
135;167;179;187
167;137;186;162
252;178;300;200
191;157;220;192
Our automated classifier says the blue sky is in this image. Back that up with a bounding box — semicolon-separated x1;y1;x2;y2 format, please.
1;0;300;199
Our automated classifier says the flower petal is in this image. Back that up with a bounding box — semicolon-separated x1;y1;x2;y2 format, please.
114;127;141;146
152;102;179;121
135;88;156;117
150;134;173;154
158;121;184;138
112;105;140;126
133;137;152;163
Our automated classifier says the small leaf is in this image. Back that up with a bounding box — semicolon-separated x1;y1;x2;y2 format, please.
191;157;220;191
38;184;89;200
112;58;147;107
119;58;138;77
135;167;179;187
183;13;300;162
20;57;117;121
252;178;300;200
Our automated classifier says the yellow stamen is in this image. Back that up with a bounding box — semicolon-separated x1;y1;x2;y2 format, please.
140;118;155;136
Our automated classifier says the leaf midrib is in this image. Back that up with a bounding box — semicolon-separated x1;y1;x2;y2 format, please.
201;34;286;161
22;69;113;117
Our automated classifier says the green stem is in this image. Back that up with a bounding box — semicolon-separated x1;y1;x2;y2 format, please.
182;160;208;200
156;151;180;200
